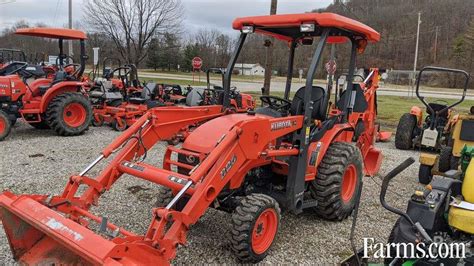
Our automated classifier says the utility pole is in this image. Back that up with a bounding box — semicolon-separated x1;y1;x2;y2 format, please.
68;0;73;63
433;26;439;63
262;0;277;95
411;12;421;97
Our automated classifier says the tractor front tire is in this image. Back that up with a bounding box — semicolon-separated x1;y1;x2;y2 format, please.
230;193;281;263
154;186;174;208
418;164;433;184
438;146;453;172
111;118;127;131
154;186;187;211
46;93;92;136
310;142;363;221
395;113;417;150
0;110;12;141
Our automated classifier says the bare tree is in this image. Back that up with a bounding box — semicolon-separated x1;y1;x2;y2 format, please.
84;0;182;66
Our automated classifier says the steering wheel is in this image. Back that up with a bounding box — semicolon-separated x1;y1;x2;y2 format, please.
260;95;291;112
64;63;82;79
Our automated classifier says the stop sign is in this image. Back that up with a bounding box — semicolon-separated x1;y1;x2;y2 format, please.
192;57;203;70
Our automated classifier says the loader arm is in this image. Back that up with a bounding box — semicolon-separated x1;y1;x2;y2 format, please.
0;111;303;264
64;106;225;208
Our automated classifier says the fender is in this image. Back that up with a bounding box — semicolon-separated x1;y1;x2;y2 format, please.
410;106;423;126
39;81;87;113
305;123;354;180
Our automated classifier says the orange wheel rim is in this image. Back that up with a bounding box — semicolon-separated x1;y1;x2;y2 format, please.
251;208;278;254
63;103;87;127
341;164;357;202
0;116;5;133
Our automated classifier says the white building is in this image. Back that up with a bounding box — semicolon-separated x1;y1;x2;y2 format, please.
235;63;265;76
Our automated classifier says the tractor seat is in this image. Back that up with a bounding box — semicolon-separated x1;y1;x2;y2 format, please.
427;103;448;119
129;83;157;104
35;71;68;96
291;86;327;121
336;84;368;113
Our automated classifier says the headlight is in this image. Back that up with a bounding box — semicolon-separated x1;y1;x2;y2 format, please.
300;23;315;32
241;25;254;34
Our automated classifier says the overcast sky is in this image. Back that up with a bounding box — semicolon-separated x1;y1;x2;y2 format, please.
0;0;332;34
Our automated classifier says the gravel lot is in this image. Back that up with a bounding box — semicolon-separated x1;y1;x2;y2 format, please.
0;121;425;264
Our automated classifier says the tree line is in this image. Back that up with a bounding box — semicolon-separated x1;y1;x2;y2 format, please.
0;0;472;80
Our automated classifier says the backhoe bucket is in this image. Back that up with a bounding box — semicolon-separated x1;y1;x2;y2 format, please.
377;131;392;142
0;192;168;265
364;146;382;176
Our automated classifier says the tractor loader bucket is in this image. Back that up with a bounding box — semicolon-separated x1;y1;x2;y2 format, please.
0;192;169;265
363;146;382;176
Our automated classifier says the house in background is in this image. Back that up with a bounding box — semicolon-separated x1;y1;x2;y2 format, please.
235;63;265;76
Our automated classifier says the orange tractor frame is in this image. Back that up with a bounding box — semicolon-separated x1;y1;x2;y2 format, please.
0;28;92;140
0;13;383;264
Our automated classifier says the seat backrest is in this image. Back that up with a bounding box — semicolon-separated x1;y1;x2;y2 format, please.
428;103;449;119
52;71;67;85
186;88;205;106
336;84;368;113
291;86;327;121
142;83;157;100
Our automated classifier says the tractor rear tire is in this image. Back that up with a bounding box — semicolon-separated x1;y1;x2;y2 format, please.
450;156;460;171
0;110;12;141
395;113;417;150
438;146;453;172
46;93;92;136
384;218;402;265
230;193;280;263
418;164;433;184
310;142;363;221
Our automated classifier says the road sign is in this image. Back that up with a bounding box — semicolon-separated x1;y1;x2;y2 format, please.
192;57;203;70
325;60;337;75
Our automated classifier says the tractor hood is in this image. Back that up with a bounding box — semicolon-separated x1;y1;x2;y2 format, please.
182;113;264;154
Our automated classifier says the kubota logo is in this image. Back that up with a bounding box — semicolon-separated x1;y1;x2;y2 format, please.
271;120;296;131
221;155;237;179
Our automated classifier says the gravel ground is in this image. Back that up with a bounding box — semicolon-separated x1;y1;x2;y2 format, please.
0;121;425;264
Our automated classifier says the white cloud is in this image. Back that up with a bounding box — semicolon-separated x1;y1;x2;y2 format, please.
0;0;332;33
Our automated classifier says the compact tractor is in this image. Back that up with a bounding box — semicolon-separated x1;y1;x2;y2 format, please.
0;13;383;264
418;105;474;184
0;28;92;141
395;67;470;151
90;65;255;131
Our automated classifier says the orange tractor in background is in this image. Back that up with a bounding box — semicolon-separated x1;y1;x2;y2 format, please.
0;28;92;141
90;65;255;131
0;13;384;264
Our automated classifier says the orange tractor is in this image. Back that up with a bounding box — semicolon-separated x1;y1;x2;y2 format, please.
0;28;92;141
90;65;255;131
0;13;383;264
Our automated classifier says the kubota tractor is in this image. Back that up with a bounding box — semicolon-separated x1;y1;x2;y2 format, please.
0;28;92;141
0;13;383;264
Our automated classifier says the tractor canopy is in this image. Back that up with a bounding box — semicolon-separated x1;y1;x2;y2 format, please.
232;12;380;43
15;27;87;40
